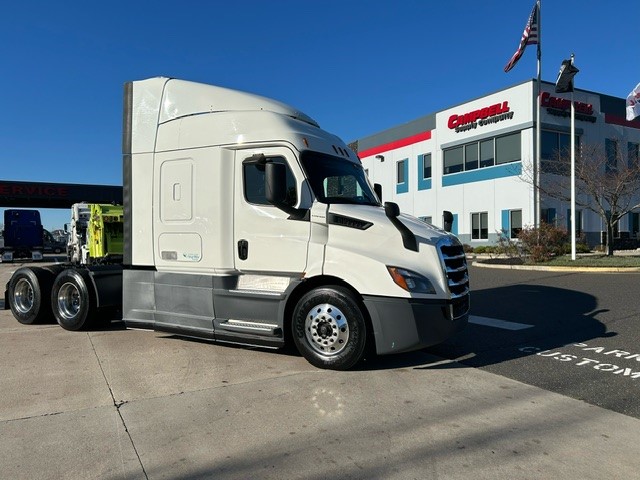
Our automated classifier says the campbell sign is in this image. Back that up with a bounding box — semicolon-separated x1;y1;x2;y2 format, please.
448;101;515;133
540;92;596;123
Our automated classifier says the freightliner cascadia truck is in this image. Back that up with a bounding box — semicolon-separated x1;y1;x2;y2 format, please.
4;77;469;370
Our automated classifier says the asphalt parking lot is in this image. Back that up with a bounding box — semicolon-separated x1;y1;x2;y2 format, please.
1;259;640;479
431;263;640;418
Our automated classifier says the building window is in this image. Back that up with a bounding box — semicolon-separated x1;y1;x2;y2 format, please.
418;154;432;191
541;208;557;226
628;142;639;168
480;139;494;168
631;212;640;237
567;209;583;235
396;158;408;194
443;147;464;174
496;133;521;165
606;139;618;173
510;209;522;238
541;130;580;175
542;130;563;160
422;153;432;179
465;144;479;171
471;212;488;240
397;159;406;184
443;132;521;175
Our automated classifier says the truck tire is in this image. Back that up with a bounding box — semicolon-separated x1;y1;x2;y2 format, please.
51;269;96;331
7;267;54;325
292;286;367;370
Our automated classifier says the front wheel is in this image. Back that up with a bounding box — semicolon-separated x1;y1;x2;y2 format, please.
51;269;96;331
292;286;368;370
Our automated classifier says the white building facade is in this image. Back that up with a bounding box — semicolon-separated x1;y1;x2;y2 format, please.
354;79;640;247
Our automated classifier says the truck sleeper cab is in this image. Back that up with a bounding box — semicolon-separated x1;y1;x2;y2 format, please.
4;77;468;371
120;78;469;370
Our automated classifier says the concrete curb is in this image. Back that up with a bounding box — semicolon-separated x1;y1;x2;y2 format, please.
472;260;640;273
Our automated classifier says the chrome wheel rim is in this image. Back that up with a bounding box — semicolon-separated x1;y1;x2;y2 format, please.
304;303;349;356
57;282;81;319
13;278;35;314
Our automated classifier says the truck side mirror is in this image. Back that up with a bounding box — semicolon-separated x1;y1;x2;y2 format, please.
374;183;382;202
384;202;400;218
443;211;454;233
265;162;288;207
264;161;309;220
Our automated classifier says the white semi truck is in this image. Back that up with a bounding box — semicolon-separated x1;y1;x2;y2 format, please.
4;77;469;370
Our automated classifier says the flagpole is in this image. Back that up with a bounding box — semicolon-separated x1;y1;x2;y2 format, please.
570;53;576;260
555;54;579;258
535;0;541;229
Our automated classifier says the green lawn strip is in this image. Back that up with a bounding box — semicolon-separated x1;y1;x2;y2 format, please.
540;255;640;267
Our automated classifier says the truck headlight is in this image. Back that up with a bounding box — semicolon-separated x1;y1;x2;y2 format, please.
387;266;436;294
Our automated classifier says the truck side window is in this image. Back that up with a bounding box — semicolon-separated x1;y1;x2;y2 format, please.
243;156;297;207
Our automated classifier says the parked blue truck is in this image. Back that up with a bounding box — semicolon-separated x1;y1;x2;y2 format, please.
1;209;44;261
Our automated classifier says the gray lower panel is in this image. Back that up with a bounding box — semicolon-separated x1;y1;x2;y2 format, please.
154;271;215;334
122;269;155;327
363;295;468;355
122;268;294;347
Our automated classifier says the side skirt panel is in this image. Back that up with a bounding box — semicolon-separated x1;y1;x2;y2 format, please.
122;268;300;348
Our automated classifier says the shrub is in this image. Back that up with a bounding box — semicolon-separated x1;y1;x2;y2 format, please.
495;229;521;258
560;242;591;254
474;245;498;255
517;222;570;263
576;243;591;253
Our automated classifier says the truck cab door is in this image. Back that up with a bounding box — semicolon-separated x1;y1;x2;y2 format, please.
233;147;310;274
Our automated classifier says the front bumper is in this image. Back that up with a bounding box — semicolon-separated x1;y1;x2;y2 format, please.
363;295;469;355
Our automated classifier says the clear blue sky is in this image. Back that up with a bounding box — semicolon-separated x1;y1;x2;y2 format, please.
1;0;637;230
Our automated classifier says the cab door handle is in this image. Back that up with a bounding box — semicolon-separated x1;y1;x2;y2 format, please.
238;239;248;260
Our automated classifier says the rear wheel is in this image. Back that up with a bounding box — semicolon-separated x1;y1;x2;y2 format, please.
292;286;367;370
7;267;54;325
51;269;96;331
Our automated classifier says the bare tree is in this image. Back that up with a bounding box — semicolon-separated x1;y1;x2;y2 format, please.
525;142;640;256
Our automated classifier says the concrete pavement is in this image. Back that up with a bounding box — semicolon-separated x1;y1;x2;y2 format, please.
1;262;640;479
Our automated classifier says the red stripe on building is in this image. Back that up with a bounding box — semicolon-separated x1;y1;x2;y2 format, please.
604;113;640;129
358;130;432;158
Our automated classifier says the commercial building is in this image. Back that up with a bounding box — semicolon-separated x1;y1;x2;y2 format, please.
351;79;640;247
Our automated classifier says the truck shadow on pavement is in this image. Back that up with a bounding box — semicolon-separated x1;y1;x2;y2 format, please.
360;283;613;371
430;283;613;368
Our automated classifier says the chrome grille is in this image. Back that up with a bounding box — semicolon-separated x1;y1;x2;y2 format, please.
438;237;470;318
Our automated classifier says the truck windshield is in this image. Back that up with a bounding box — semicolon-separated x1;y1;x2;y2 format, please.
300;151;380;206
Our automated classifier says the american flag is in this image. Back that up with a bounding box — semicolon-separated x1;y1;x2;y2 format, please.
504;3;539;73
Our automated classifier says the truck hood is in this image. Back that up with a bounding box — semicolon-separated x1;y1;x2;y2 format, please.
322;203;463;298
327;203;457;248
